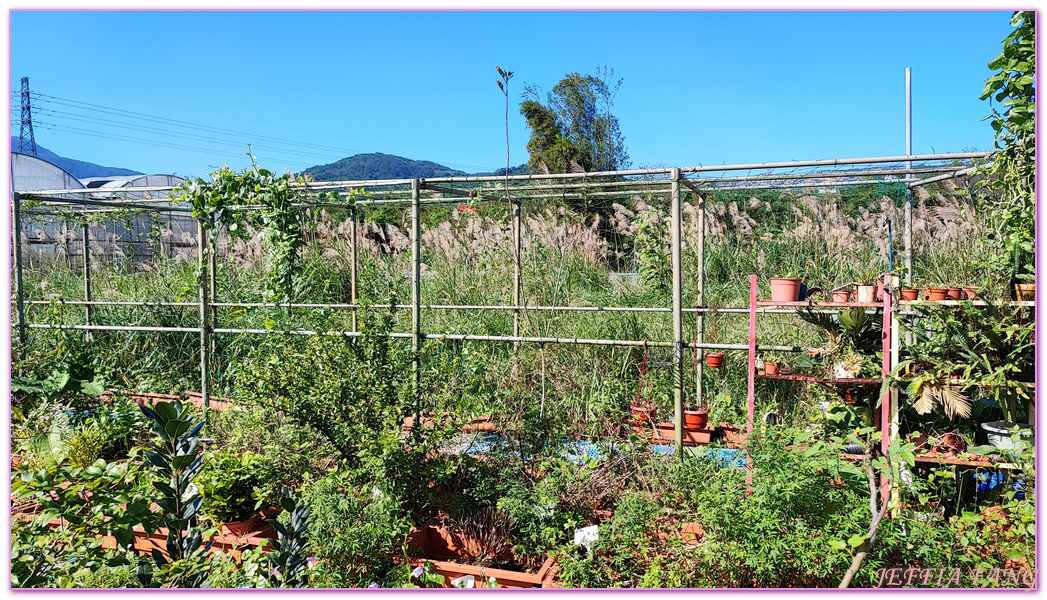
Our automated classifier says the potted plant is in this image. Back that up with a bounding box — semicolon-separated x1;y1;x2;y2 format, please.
630;403;657;427
798;307;882;380
761;355;784;376
769;272;802;302
899;287;920;301
197;451;279;539
854;266;881;303
830;285;852;303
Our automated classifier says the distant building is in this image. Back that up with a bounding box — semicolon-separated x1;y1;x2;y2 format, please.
12;152;195;266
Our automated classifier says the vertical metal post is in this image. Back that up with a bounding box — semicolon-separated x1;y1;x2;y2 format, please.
350;204;359;332
746;274;757;492
512;194;522;348
209;214;218;355
411;180;422;428
82;221;92;342
12;192;26;345
198;219;211;414
694;189;705;406
880;287;893;504
889;273;901;509
904;67;913;286
904;68;914;347
670;168;684;455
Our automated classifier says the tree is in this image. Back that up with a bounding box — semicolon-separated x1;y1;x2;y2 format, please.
520;67;630;175
978;11;1035;286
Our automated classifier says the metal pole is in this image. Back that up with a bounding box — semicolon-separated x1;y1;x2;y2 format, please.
350;205;359;332
904;68;914;348
904;67;913;287
671;168;684;454
82;220;92;342
512;194;522;353
746;274;757;493
198;219;211;413
411;179;422;428
12;192;26;345
209;214;218;356
695;189;705;407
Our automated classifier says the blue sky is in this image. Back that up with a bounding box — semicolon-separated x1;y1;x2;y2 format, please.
10;10;1014;179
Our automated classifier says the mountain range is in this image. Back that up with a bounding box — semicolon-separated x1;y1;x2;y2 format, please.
10;137;529;182
10;138;143;179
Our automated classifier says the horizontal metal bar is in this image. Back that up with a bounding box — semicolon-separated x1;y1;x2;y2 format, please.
16;195;193;213
16;152;991;198
22;322;803;352
907;164;985;188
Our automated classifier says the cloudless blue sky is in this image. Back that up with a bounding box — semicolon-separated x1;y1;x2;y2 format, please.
10;10;1014;179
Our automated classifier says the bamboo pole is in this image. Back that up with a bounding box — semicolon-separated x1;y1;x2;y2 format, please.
198;219;211;414
12;192;26;345
671;168;684;455
411;179;422;429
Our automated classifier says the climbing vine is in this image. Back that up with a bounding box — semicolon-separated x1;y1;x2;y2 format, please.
174;148;358;303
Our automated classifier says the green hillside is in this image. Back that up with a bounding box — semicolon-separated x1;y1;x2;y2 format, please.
302;152;530;180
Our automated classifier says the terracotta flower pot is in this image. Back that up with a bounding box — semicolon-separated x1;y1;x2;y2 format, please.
900;288;919;301
763;360;780;375
924;287;948;301
946;287;962;300
631;404;657;426
962;286;981;300
769;277;802;302
831;289;851;303
704;352;724;368
683;408;709;430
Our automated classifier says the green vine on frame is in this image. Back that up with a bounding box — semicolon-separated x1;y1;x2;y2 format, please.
174;147;362;304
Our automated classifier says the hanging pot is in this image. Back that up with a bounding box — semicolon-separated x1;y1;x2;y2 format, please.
683;407;709;430
769;277;802;302
704;352;724;368
630;404;657;426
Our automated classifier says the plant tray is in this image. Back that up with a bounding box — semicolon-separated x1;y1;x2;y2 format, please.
406;521;556;588
632;422;714;446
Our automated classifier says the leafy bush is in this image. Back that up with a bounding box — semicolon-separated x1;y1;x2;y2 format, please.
694;430;869;587
300;469;415;587
235;306;414;467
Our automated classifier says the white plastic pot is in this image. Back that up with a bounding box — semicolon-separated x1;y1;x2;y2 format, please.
981;421;1033;451
856;285;876;303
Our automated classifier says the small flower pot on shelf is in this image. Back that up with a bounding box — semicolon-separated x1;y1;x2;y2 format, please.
683;407;709;430
763;360;780;375
962;286;982;300
856;285;876;303
924;287;948;301
704;352;724;368
769;277;802;302
946;287;962;300
630;403;657;427
900;288;919;301
831;289;852;303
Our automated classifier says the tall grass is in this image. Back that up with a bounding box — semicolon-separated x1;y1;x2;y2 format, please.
13;181;1004;433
